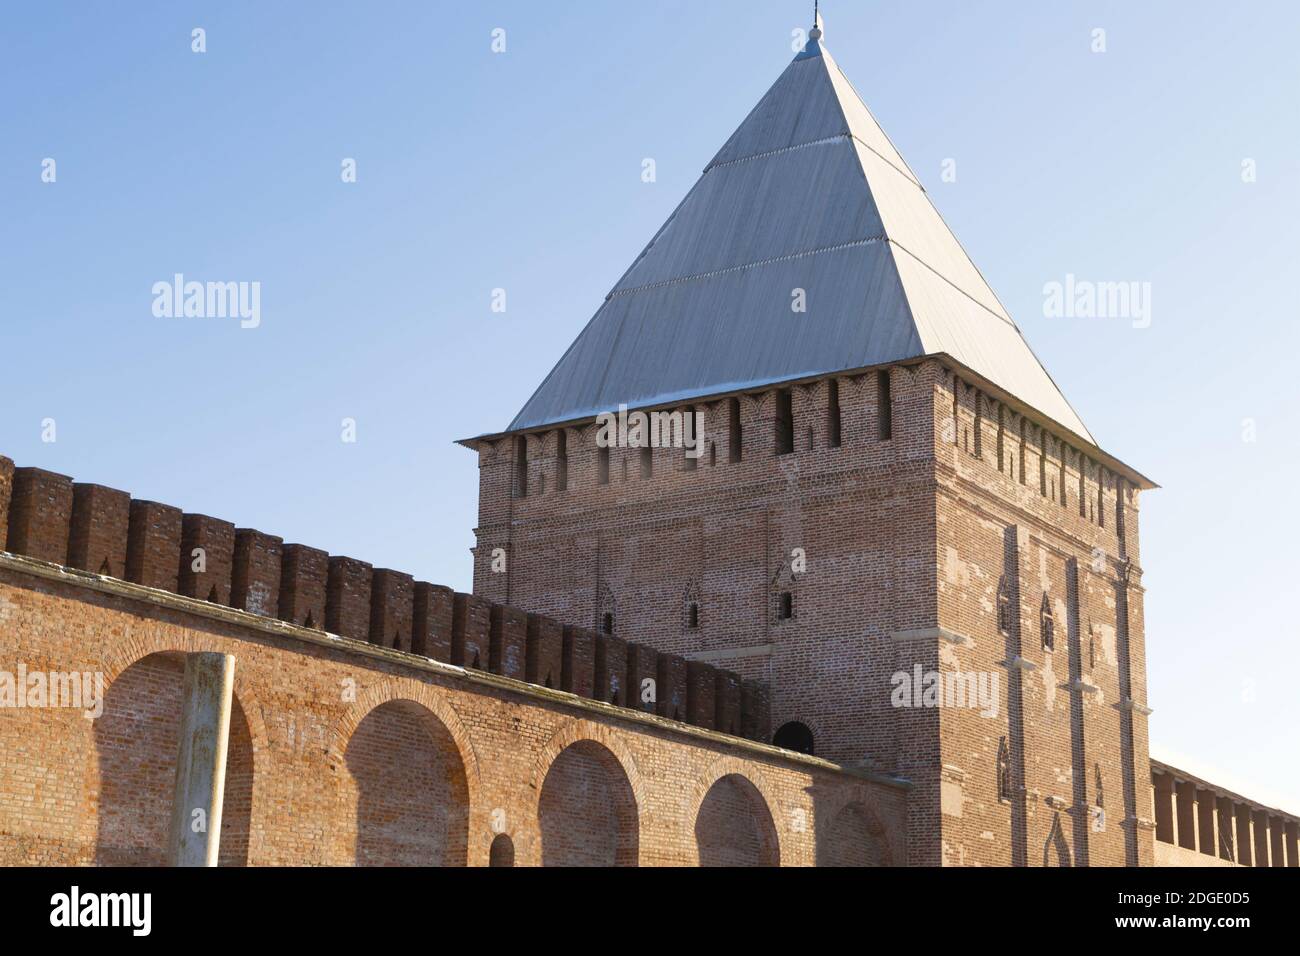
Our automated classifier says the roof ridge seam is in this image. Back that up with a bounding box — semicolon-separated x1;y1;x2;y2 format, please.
886;239;1018;331
606;235;889;300
704;134;850;173
822;50;924;188
701;132;922;192
851;134;925;191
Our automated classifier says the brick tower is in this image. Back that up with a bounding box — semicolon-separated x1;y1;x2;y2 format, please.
463;19;1156;866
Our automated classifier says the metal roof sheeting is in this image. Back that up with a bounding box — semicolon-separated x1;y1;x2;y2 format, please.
509;34;1095;445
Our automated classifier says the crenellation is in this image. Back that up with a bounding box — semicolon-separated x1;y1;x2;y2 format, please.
7;467;73;565
230;528;282;618
451;591;491;670
626;642;658;715
593;630;628;706
0;456;12;552
560;624;596;698
656;653;688;722
370;569;415;652
741;679;771;743
686;660;717;730
278;542;328;628
181;514;236;605
715;670;742;736
326;556;372;641
68;483;130;578
488;603;528;680
126;500;182;593
525;612;562;688
413;582;454;662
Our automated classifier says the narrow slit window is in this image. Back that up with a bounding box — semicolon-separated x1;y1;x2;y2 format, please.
597;445;610;486
728;397;742;462
1038;430;1048;496
1078;459;1087;518
997;737;1012;802
827;378;842;448
1116;479;1127;549
556;429;568;492
1018;418;1027;484
1097;472;1106;528
640;445;653;479
997;576;1013;635
1059;448;1068;510
1040;594;1055;651
684;406;698;472
514;435;528;498
950;376;960;447
775;388;794;456
996;404;1005;472
878;370;893;441
778;592;794;621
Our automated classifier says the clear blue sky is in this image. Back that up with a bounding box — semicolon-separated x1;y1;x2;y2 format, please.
3;2;1298;812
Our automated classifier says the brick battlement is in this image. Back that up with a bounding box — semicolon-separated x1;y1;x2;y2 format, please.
0;453;768;742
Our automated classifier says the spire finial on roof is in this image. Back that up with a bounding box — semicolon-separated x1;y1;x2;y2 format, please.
810;1;824;40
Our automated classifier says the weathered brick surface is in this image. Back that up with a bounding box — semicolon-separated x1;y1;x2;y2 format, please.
327;556;372;641
0;456;13;551
469;357;1159;866
412;583;453;662
741;680;770;743
68;484;130;578
594;633;627;707
126;500;181;593
451;592;490;670
0;343;1180;867
278;543;327;628
370;569;414;652
231;529;282;618
657;653;688;722
7;468;73;565
525;613;562;689
0;561;908;866
687;660;717;730
715;671;742;737
179;514;235;605
561;625;595;699
488;604;527;680
626;643;658;715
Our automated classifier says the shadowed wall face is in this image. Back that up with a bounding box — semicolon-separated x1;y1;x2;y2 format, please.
93;652;252;866
695;773;779;867
343;700;468;867
538;740;638;867
819;803;885;867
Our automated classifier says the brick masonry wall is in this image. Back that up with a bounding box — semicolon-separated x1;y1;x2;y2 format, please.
0;461;762;737
68;484;130;579
473;362;944;861
0;348;1173;867
8;469;73;565
0;450;783;870
928;364;1153;867
0;456;14;552
470;357;1157;867
0;559;907;866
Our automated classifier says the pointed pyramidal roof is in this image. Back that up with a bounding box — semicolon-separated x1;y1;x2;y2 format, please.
508;21;1094;445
